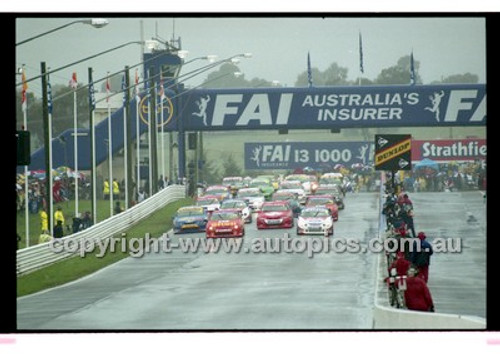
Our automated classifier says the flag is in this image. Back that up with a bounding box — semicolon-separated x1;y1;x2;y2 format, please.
21;67;28;112
359;32;364;74
47;75;53;114
307;52;313;88
69;72;78;90
134;69;140;102
106;74;111;103
121;73;127;106
159;74;165;101
410;51;416;85
88;80;96;110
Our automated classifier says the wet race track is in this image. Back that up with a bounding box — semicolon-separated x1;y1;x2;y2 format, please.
17;191;486;330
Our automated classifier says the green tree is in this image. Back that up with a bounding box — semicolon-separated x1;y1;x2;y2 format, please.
199;151;221;185
374;55;421;85
430;73;479;84
222;153;243;177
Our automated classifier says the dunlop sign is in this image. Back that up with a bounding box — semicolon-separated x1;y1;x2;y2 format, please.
375;134;412;171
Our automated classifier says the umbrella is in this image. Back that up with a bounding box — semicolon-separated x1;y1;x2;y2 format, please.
334;164;345;170
414;158;439;171
351;163;364;170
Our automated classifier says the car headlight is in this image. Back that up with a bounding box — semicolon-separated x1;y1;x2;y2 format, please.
298;218;307;229
323;219;333;228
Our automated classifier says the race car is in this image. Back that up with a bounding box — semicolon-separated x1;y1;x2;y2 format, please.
196;195;221;214
256;201;294;229
277;180;306;204
173;206;209;234
222;176;245;196
304;195;339;221
206;209;245;238
220;198;252;223
296;206;334;236
237;187;265;210
248;178;275;200
315;184;345;209
271;191;302;217
285;174;318;194
204;185;231;202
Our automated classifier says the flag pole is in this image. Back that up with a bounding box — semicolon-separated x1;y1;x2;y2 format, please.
22;65;30;247
72;73;79;219
135;69;141;201
88;68;97;224
122;72;129;209
147;79;152;197
47;73;54;237
160;76;165;187
107;72;113;216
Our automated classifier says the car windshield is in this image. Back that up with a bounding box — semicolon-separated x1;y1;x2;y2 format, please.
177;209;205;217
272;194;293;201
250;180;269;188
301;209;329;217
197;199;218;206
262;204;288;212
320;177;342;185
207;188;227;194
223;177;242;184
211;212;239;220
238;190;262;197
307;198;333;205
221;201;246;209
280;182;302;189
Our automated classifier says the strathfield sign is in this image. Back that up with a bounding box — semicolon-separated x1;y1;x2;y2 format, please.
412;139;486;161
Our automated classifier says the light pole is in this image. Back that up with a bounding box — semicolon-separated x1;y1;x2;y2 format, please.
16;18;109;46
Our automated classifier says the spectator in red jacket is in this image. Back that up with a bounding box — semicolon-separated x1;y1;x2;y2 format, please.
404;267;434;312
389;251;411;276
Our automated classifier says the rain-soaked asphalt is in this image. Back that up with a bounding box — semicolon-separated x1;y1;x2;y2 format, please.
17;192;380;330
17;190;486;330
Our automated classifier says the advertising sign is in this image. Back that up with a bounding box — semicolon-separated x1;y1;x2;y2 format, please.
411;139;486;161
244;141;375;170
176;84;486;131
374;134;412;171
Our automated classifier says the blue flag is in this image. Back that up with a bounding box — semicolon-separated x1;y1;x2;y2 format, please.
359;32;364;74
122;74;127;106
410;51;416;85
47;76;53;114
88;80;96;110
307;52;313;88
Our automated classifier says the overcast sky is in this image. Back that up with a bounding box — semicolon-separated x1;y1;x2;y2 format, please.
15;16;486;97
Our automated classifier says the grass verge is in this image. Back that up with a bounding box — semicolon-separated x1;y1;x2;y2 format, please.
17;197;193;297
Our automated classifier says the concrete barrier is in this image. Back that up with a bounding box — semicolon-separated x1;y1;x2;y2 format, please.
372;172;486;329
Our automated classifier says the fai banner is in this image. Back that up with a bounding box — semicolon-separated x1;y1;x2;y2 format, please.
245;141;375;170
375;134;412;171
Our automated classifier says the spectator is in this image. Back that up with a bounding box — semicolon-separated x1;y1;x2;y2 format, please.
40;208;48;233
158;175;165;190
411;232;434;283
114;201;124;214
389;251;411;277
112;178;120;200
72;213;83;233
53;220;64;239
404;267;434;312
54;206;65;227
82;211;93;229
17;233;22;250
103;178;110;200
38;230;53;244
137;188;147;203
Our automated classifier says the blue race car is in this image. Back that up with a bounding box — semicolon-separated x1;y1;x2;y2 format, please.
173;206;209;234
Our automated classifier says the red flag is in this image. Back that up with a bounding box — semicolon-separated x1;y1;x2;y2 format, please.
69;72;78;89
159;74;165;101
106;75;111;103
134;69;140;101
21;68;28;112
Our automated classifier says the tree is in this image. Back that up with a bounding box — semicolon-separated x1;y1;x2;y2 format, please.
374;55;421;85
222;153;243;177
430;73;479;84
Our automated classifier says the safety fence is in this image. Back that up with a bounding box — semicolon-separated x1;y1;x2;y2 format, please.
16;184;187;276
373;172;486;329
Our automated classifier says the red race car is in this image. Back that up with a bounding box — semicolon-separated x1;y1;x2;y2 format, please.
305;195;339;221
206;209;245;238
256;201;294;229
